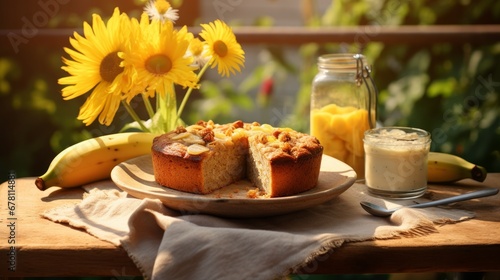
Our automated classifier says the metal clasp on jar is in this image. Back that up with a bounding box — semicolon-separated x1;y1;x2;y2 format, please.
354;54;378;128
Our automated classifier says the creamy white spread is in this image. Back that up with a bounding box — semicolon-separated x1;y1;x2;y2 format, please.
364;128;431;192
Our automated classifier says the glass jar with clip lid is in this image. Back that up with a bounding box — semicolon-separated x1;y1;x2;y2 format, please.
310;53;378;179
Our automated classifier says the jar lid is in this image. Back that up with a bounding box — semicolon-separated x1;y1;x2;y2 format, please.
318;53;367;72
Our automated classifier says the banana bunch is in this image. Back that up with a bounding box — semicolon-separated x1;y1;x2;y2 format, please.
427;152;487;183
35;132;157;191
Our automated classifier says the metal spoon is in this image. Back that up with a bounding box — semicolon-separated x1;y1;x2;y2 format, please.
360;188;499;217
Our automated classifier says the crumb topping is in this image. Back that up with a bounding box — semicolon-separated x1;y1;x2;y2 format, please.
158;120;322;157
174;126;187;134
199;128;215;143
232;120;244;128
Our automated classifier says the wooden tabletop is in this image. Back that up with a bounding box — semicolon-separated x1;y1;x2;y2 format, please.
1;174;499;277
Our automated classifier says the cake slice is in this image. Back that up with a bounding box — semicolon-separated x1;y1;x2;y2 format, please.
246;127;323;197
151;121;248;194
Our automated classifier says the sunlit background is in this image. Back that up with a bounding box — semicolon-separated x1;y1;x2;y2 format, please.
1;0;499;184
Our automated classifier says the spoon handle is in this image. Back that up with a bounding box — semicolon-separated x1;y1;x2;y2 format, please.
408;188;499;209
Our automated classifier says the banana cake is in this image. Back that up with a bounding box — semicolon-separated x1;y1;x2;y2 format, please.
151;120;323;197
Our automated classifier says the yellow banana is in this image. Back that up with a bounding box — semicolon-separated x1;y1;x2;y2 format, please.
35;132;157;191
427;152;487;183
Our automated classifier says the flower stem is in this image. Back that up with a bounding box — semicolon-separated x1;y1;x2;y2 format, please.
121;100;149;132
176;62;211;122
141;93;155;120
157;83;178;133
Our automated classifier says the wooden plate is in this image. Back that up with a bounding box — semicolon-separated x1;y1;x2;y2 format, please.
111;154;356;218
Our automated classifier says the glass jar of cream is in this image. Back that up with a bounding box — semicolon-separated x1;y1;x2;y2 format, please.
364;127;431;199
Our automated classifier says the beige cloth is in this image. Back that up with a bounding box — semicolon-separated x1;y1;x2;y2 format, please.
43;180;473;280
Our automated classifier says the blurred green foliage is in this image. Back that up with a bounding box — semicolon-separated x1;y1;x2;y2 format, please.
195;0;500;172
1;0;499;180
326;0;500;172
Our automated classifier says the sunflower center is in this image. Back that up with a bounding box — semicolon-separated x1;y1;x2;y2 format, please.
213;40;228;57
100;51;123;83
145;54;172;75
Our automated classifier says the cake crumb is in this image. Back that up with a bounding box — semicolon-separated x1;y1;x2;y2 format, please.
246;188;260;198
174;126;187;133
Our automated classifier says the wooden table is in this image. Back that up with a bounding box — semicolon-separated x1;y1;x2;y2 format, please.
1;174;499;277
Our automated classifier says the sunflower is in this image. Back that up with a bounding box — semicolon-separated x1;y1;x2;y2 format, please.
58;8;133;126
144;0;179;23
125;13;198;100
199;19;245;77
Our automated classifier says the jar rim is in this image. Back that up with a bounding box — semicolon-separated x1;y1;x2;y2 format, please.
364;126;431;146
318;53;367;71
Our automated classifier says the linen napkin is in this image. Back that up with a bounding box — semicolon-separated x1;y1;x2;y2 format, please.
43;180;474;280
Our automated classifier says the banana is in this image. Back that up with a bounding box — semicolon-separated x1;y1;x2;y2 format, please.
35;132;158;191
427;152;487;183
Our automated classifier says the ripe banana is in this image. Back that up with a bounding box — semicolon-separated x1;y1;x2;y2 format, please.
427;152;487;183
35;132;157;191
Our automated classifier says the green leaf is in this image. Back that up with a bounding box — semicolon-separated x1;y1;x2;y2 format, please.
427;77;457;98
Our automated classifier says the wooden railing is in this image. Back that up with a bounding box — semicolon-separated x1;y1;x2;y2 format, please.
229;25;500;45
1;25;499;54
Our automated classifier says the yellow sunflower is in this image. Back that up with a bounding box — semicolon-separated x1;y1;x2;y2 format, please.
125;13;198;100
58;8;132;126
199;19;245;77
